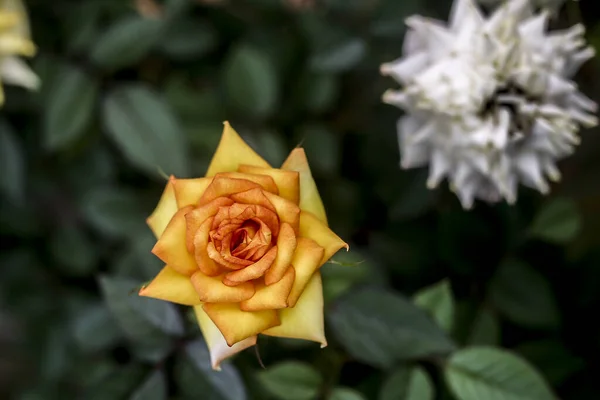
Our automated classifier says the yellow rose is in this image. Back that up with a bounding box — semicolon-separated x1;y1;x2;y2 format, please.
140;122;348;370
0;0;39;105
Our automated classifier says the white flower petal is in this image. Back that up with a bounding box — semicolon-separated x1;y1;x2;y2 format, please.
0;56;39;90
380;0;596;209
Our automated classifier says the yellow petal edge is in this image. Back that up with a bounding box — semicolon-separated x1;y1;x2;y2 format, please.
206;121;271;177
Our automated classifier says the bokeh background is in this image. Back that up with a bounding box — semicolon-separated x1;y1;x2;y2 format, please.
2;0;600;399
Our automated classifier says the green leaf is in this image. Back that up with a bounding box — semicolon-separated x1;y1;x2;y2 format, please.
444;346;556;400
329;387;367;400
223;44;279;118
65;146;116;193
130;369;168;400
529;198;582;243
49;225;96;276
489;260;559;329
328;288;456;369
164;74;225;122
257;361;322;400
103;83;189;177
413;279;455;333
298;72;340;114
32;54;62;105
294;123;340;176
99;275;183;352
132;229;165;280
159;18;218;59
63;3;102;52
310;37;366;73
515;340;585;386
43;64;98;151
81;187;147;237
73;357;118;390
321;251;370;303
379;366;435;400
39;325;72;382
467;309;500;347
175;340;247;400
90;15;163;69
0;119;25;202
71;303;124;353
389;169;437;221
83;364;147;400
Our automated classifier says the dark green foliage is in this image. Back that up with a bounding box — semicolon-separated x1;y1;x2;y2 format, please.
1;0;600;399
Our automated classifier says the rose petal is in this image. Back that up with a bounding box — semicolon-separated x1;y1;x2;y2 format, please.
265;223;297;285
207;241;253;270
224;246;278;284
192;217;222;276
252;206;279;237
147;177;178;239
263;191;300;233
286;238;324;307
229;188;276;213
262;272;327;347
194;305;257;371
152;206;198;276
173;177;213;208
212;202;279;241
185;197;234;251
222;202;279;236
139;265;201;305
217;172;278;195
299;211;349;265
231;224;271;261
238;165;300;203
202;302;280;346
0;36;35;57
206;121;271;177
211;203;246;229
199;176;261;205
281;148;328;225
240;266;295;311
190;271;255;302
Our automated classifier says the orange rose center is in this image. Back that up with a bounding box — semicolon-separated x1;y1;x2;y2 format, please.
178;174;297;292
207;203;278;270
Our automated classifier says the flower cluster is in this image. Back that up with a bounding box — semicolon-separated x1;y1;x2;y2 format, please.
381;0;597;208
140;122;348;370
0;0;39;105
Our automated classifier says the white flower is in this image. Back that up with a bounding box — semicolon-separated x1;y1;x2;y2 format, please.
0;0;39;105
380;0;597;209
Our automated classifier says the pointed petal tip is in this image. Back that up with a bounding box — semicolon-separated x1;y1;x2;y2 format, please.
138;285;149;297
548;172;561;183
380;63;392;76
287;147;306;159
382;90;395;104
207;121;270;176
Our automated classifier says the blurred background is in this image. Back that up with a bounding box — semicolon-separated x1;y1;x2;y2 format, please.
1;0;600;399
